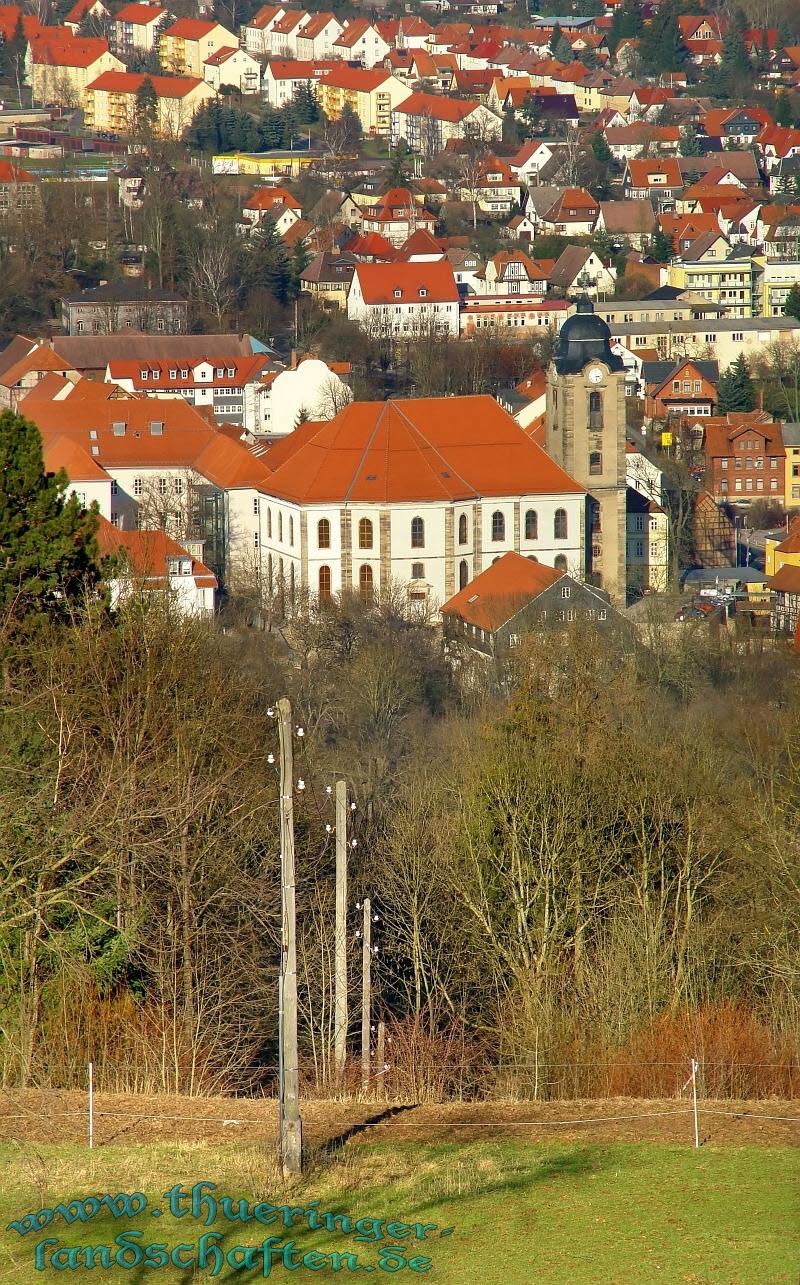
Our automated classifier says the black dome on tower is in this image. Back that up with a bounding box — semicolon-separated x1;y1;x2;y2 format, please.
553;297;625;376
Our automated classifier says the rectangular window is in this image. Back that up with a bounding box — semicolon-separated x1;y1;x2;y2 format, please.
158;477;167;495
254;531;259;547
560;586;570;598
253;497;260;515
133;478;143;496
111;480;118;494
721;458;728;469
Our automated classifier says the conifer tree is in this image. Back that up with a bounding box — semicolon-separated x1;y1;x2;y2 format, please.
716;353;757;413
0;410;102;624
783;283;800;322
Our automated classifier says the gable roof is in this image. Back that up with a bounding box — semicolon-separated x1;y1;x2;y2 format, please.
353;260;458;304
394;91;480;122
87;70;203;97
95;517;217;590
114;2;166;24
441;550;562;631
260;396;584;505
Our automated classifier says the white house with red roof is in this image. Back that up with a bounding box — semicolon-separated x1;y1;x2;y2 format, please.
95;516;217;615
347;260;460;337
203;45;261;94
241;185;302;231
390;91;501;152
27;34;123;107
104;354;280;434
242;5;286;56
266;9;308;57
332;19;391;69
64;0;108;34
262;59;336;109
255;395;586;608
359;186;436;247
295;12;343;60
112;2;167;55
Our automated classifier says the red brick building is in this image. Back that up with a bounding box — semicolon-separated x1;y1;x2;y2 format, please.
701;411;785;507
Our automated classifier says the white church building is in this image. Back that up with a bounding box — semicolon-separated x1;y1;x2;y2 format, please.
255;394;587;608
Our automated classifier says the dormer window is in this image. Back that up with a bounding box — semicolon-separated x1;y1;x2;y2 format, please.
419;287;427;297
227;367;235;377
180;369;189;379
151;369;158;379
394;288;402;298
169;368;177;379
140;370;148;380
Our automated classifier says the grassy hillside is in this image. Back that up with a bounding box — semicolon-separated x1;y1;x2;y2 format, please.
0;1137;796;1282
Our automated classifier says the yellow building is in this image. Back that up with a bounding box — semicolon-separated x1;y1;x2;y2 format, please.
766;524;800;576
28;37;124;108
211;150;320;178
667;233;760;319
784;428;800;508
158;17;237;78
84;71;216;137
317;66;411;138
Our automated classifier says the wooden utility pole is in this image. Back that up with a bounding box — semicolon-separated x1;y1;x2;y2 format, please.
278;697;302;1176
361;896;371;1098
334;779;348;1087
376;1021;385;1103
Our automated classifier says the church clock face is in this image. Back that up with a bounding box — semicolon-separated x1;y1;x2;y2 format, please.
588;367;603;384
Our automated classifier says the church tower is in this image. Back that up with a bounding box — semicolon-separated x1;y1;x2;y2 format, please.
546;299;627;600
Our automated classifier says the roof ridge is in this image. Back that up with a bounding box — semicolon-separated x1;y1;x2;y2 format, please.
344;400;389;503
390;399;476;497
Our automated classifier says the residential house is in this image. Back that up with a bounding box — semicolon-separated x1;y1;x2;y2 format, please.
459;154;521;216
159;18;238;78
105;353;281;434
318;67;411;138
266;9;307;57
332;19;391;69
359;187;436;247
28;35;123;108
112;2;167;56
256;395;587;607
765;520;800;578
482;250;547;295
597;200;656;251
267;355;352;436
527;187;599;236
441;552;619;657
241;185;301;233
0;158;38;215
548;246;615;299
623;157;684;211
702;411;786;506
262;60;336;110
61;283;188;335
299;251;358;309
767;562;800;634
95;517;217;615
460;296;572;337
295;13;343;60
642;357;719;421
782;423;800;508
390;91;501;153
0;338;79;410
666;232;760;319
626;488;669;595
347;260;460;336
203;47;261;95
84;70;216;135
241;5;286;56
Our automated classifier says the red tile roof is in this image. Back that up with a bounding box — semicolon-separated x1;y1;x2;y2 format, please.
260;395;584;505
394;91;479;122
114;2;166;24
768;563;800;591
87;70;203;98
353;260;458;305
319;66;390;91
96;517;217;590
441;550;562;631
161;17;219;39
30;35;111;67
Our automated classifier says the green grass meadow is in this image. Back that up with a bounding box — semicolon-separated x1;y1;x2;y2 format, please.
0;1139;796;1282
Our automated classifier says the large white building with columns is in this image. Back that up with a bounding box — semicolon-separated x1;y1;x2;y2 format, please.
254;395;586;609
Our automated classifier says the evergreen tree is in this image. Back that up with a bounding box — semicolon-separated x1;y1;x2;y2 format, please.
549;22;563;56
678;126;701;156
716;353;757;413
553;33;574;64
775;91;793;128
648;226;674;262
0;410;103;625
134;76;158;133
590;130;613;168
717;8;751;98
610;0;642;52
639;0;687;74
783;283;800;321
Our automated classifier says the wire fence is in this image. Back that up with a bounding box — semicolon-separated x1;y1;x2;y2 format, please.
0;1059;799;1153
